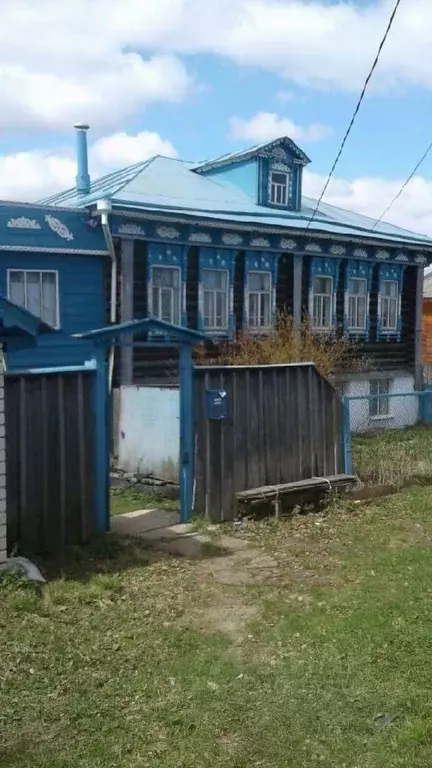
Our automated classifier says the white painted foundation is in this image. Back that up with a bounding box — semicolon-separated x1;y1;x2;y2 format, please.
345;372;419;433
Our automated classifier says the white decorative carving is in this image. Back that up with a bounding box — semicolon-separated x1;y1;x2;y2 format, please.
87;218;98;228
395;252;409;262
271;161;290;173
353;248;368;259
189;231;212;244
250;236;270;247
119;222;145;236
157;226;180;239
45;214;74;241
273;147;287;161
222;233;243;246
280;238;297;250
7;217;41;230
305;242;322;253
415;254;427;265
376;249;390;260
330;244;346;256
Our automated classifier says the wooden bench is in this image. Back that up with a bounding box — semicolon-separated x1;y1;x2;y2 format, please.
236;474;358;518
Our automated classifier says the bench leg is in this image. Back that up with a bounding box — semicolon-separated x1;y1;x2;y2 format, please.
272;499;282;519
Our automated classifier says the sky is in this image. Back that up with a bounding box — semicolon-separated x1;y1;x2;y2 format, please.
2;0;432;235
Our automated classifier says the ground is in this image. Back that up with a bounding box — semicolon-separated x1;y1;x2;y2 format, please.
3;487;432;767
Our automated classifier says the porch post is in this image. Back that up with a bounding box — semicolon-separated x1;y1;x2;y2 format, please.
293;254;303;330
415;265;424;389
120;239;134;385
178;343;193;524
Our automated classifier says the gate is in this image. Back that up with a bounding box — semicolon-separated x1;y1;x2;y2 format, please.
5;368;96;554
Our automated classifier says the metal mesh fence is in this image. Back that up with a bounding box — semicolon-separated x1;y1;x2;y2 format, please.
344;390;432;486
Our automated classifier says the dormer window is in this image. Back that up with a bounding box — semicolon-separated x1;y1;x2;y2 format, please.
270;171;289;206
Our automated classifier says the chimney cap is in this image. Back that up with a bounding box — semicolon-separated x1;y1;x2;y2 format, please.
74;123;90;131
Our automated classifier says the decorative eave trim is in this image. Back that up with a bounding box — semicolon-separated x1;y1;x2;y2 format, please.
193;138;311;174
0;245;109;255
104;208;432;254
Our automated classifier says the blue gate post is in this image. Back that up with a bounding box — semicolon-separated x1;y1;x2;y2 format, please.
342;396;353;474
178;343;193;524
93;352;109;532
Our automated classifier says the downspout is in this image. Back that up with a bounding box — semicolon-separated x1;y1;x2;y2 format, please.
97;199;116;393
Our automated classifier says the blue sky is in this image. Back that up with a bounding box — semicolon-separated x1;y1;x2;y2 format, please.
1;0;432;234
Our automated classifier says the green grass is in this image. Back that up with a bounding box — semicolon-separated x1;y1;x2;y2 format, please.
110;486;178;515
5;489;432;765
352;425;432;486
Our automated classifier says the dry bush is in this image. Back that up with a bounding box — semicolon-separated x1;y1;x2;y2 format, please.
195;312;367;381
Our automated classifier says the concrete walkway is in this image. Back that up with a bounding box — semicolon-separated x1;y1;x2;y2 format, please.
110;508;279;585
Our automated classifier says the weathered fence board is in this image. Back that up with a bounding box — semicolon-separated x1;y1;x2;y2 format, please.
5;370;95;554
193;363;344;521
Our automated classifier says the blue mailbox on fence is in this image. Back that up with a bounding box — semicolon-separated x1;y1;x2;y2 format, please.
206;389;228;421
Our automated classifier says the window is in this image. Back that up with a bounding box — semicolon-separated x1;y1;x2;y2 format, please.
380;280;398;331
270;171;289;206
151;266;181;325
248;271;271;330
8;270;59;327
347;277;367;330
312;275;333;329
370;378;390;418
202;269;228;331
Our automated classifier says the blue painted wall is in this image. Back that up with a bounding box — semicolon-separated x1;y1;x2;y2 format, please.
0;251;106;369
203;159;258;201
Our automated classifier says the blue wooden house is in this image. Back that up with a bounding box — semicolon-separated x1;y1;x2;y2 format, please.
0;198;108;370
40;126;432;469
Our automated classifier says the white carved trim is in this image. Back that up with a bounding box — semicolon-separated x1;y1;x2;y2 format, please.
222;233;243;246
0;245;108;255
156;225;180;239
119;222;145;236
250;237;270;247
45;215;74;241
353;248;368;259
305;242;322;253
280;238;297;250
330;244;346;256
7;217;41;230
189;231;212;244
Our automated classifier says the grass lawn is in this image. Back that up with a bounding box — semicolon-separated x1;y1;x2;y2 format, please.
4;488;432;766
352;425;432;486
110;486;178;516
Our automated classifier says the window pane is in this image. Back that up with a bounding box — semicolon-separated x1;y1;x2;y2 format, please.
313;276;332;295
160;290;172;323
249;272;270;291
357;296;366;328
215;292;226;328
26;271;41;317
152;267;179;288
383;280;397;297
272;173;287;185
249;293;259;326
348;278;366;295
9;271;25;307
204;291;215;328
388;297;397;329
202;269;227;291
41;273;57;325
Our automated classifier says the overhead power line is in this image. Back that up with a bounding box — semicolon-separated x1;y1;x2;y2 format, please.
371;139;432;230
307;0;404;228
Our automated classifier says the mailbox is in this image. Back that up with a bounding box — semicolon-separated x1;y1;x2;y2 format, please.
205;389;228;421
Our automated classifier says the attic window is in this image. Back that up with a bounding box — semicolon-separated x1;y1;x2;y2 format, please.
270;171;289;206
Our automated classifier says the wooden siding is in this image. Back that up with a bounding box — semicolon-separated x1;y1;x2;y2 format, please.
193;363;344;521
423;298;432;363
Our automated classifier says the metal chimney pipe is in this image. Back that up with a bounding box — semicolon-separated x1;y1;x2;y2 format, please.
74;123;90;196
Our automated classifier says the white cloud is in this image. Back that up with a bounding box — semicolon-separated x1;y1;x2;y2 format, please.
0;130;178;201
303;171;432;237
0;0;432;133
229;112;333;144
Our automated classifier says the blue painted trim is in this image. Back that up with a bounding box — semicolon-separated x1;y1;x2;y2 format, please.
308;256;340;329
179;343;193;523
243;251;278;330
93;355;109;532
147;242;188;325
4;361;96;376
376;263;405;341
343;260;374;339
342;397;352;474
198;247;236;338
76;317;206;344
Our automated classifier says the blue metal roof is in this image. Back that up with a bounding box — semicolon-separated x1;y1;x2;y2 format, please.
40;154;432;250
0;295;56;345
193;137;311;172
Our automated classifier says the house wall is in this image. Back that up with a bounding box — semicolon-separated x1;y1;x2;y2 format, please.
116;386;179;479
202;159;258;201
0;351;6;564
423;298;432;363
345;372;418;433
0;252;106;369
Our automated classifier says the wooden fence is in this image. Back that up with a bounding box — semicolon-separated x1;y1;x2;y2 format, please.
193;363;344;521
5;369;95;555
